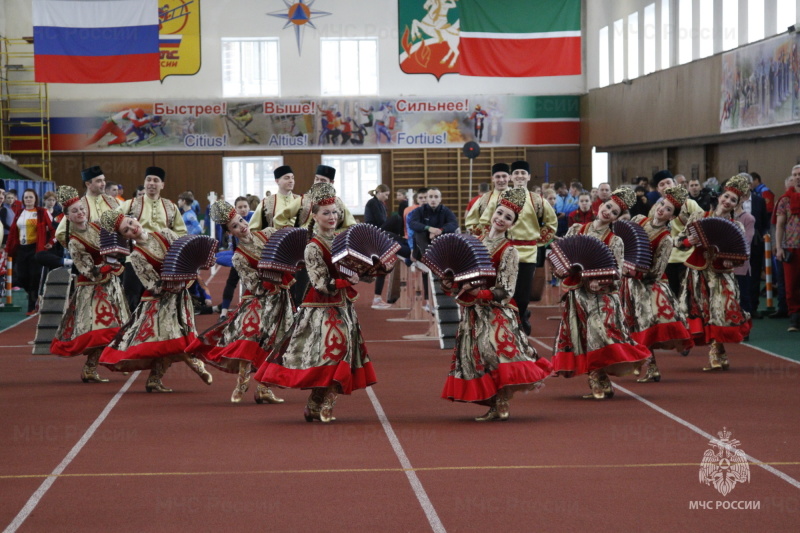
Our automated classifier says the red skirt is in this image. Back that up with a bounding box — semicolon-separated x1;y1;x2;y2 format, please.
50;328;118;358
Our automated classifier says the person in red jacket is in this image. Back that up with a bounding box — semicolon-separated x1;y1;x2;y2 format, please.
568;192;595;225
6;189;56;314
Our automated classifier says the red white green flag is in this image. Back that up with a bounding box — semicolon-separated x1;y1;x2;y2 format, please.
458;0;581;77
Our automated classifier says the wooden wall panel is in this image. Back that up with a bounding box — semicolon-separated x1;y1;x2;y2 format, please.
153;153;224;202
583;57;722;149
609;149;666;186
671;146;706;181
524;147;583;187
717;137;800;187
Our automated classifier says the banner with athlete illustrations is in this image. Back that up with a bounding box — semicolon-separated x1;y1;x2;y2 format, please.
720;32;800;133
44;95;580;151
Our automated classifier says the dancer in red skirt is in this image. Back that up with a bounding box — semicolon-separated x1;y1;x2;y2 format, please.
440;188;553;421
49;186;129;383
676;174;752;371
255;183;376;423
621;186;694;383
97;209;213;392
187;199;290;403
553;187;651;399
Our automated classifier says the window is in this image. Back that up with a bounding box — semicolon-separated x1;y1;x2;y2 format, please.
722;0;739;51
628;12;639;79
222;156;284;204
661;0;671;69
598;26;610;87
320;38;378;96
777;0;797;33
321;154;381;216
698;0;714;58
222;38;280;97
644;3;656;75
613;18;624;83
591;147;609;188
749;0;765;42
678;0;693;64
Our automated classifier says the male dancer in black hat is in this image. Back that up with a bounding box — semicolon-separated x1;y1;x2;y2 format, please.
119;166;187;311
278;164;357;306
250;165;303;230
55;166;119;246
508;160;558;335
282;164;357;229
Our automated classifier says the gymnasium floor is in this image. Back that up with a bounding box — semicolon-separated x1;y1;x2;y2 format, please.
1;268;798;532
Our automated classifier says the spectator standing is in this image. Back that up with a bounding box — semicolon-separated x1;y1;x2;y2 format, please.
6;189;56;314
364;184;392;309
591;182;612;215
408;187;458;258
739;174;770;318
733;201;756;322
405;188;428;256
394;189;408;216
751;172;775;216
178;192;203;235
554;181;578;237
35;190;71;274
568;192;595;225
629;186;651;218
687;178;714;211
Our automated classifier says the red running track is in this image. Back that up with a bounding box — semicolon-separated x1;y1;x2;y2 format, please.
1;267;799;532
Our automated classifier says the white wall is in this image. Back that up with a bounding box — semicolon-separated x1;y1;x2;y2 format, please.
7;0;586;101
587;0;800;90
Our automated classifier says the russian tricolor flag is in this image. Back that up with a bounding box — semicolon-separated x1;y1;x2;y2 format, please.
33;0;160;84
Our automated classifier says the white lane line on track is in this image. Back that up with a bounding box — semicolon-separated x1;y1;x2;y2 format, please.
3;371;141;533
742;343;800;365
0;345;39;349
529;337;800;491
366;387;446;533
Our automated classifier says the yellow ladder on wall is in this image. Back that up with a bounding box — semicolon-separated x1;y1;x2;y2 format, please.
1;37;52;180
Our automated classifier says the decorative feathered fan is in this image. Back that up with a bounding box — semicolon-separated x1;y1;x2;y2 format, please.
258;227;309;282
99;228;130;259
161;235;218;289
421;233;496;283
331;223;400;277
613;219;653;273
688;217;749;265
548;235;619;283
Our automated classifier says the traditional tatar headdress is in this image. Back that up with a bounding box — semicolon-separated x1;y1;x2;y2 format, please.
56;185;81;210
724;174;750;199
210;199;236;226
662;186;688;208
610;187;636;212
310;182;337;207
99;208;126;233
498;187;527;214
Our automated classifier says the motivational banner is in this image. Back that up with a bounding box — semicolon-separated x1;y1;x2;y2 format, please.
46;95;580;151
720;32;800;133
